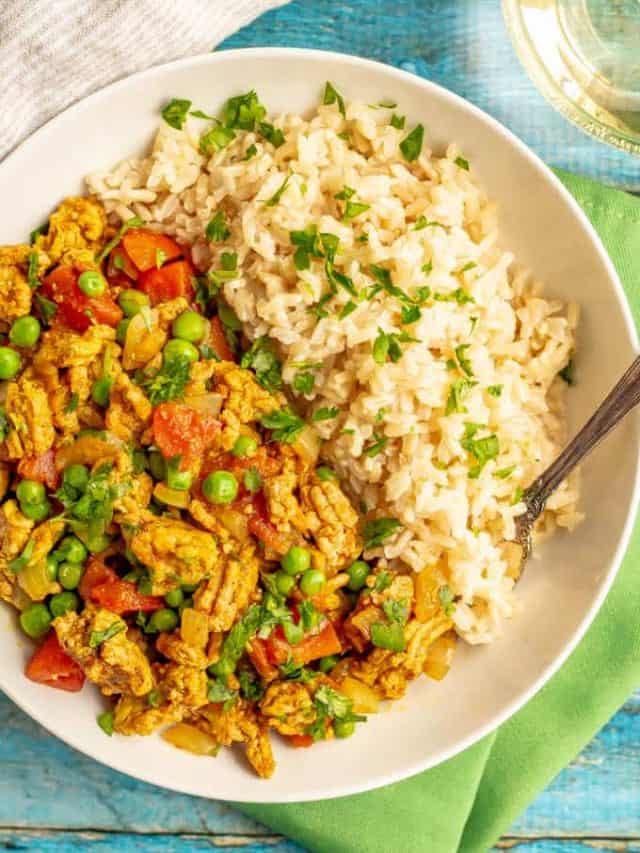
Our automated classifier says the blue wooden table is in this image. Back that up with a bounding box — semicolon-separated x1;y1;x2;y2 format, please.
2;1;639;851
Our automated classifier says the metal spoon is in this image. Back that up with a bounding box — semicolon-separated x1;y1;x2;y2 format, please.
512;354;640;569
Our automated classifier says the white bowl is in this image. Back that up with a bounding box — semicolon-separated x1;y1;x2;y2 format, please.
1;48;638;803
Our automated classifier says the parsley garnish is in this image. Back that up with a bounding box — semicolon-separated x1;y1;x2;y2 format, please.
311;407;339;422
455;156;470;170
559;357;575;385
96;216;143;263
243;467;262;494
308;684;366;742
8;538;35;573
342;200;370;223
290;225;323;271
161;98;192;130
292;371;315;394
205;211;230;242
461;423;500;478
445;378;477;415
258;122;285;148
372;328;419;364
243;144;258;161
207;679;238;711
221;90;266;129
27;252;40;289
240;336;282;392
390;113;405;129
238;668;265;702
200;124;236;155
400;303;421;325
323;81;346;117
89;621;125;649
400;124;424;161
212;604;263;676
439;585;456;617
138;355;191;405
264;174;291;207
363;517;401;549
260;408;305;443
340;300;357;319
363;432;388;457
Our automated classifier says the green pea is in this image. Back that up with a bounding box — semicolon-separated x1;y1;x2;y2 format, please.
208;658;233;679
116;318;131;345
0;346;21;380
274;571;296;596
333;719;355;739
46;554;59;582
77;270;106;296
283;620;304;645
317;654;340;673
347;560;370;591
148;451;167;481
165;588;184;609
86;532;112;554
20;603;52;639
118;288;149;317
97;710;114;736
172;310;207;343
63;464;89;492
21;500;50;521
16;479;45;506
299;568;326;596
231;435;258;458
56;536;88;564
49;591;80;618
57;561;83;591
281;546;311;577
202;471;238;505
146;608;179;633
163;338;199;365
91;376;113;407
9;316;41;348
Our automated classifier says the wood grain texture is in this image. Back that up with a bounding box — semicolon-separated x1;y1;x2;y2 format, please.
1;1;639;850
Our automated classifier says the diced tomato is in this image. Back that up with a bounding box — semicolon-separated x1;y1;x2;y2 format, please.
42;265;122;332
207;315;235;362
121;229;183;273
263;620;343;667
289;734;314;748
25;631;85;692
248;638;279;681
152;402;221;469
17;449;58;490
79;557;163;614
107;245;139;281
137;259;195;305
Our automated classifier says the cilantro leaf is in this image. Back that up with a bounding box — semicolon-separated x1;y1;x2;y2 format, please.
439;585;456;617
27;251;40;289
264;174;291;207
445;378;477;415
8;538;35;573
455;156;470;170
363;432;388;457
258;121;285;148
370;621;406;651
96;216;143;263
64;392;79;414
400;124;424;161
461;424;500;478
207;679;238;711
487;384;503;398
238;668;265;701
342;200;370;223
240;336;282;392
200;124;236;155
161;98;192;130
454;344;474;378
363;517;401;549
390;113;405;129
221;90;267;130
382;598;410;625
89;621;125;649
559;357;575;385
243;144;258;160
292;371;315;394
138;355;191;405
260;407;305;443
205;211;230;242
323;81;346;117
243;467;262;494
311;407;339;422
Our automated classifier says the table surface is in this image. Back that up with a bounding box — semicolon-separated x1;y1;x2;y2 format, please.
3;1;639;851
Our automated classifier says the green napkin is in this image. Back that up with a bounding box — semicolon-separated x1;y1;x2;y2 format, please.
238;171;640;853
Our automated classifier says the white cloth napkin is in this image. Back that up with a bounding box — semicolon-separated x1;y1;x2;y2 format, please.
1;0;286;160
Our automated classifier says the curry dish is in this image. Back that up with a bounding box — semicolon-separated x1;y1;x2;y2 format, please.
0;197;456;776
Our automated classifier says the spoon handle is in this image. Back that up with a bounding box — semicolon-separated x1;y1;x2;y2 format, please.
524;354;640;518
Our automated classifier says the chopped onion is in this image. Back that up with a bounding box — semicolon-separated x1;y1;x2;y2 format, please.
292;424;320;466
154;483;190;508
339;676;380;713
180;608;209;649
18;560;57;602
183;393;224;417
162;723;219;756
123;310;167;370
423;631;456;681
55;435;120;469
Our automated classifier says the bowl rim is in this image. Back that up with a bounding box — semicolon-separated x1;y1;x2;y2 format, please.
1;45;639;803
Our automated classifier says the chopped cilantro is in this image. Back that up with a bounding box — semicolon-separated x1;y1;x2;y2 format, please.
340;300;358;319
374;571;392;592
89;621;125;649
454;344;474;377
8;538;35;573
390;113;405;129
487;384;503;397
400;124;424;161
264;174;291;207
559;357;575;385
372;328;419;364
323;81;346;117
221;90;267;130
316;466;337;481
243;467;262;494
382;598;410;625
64;392;79;414
208;679;238;711
161;98;192;130
459;261;477;273
258;121;285;147
445;378;477;415
455;156;470;170
371;621;406;652
260;407;305;443
138;355;191;405
435;288;474;305
238;668;265;702
439;585;456;617
312;406;339;422
513;486;525;505
292;371;315;394
363;432;388;457
27;251;40;289
290;225;323;271
96;216;143;263
34;294;57;326
29;223;47;244
461;424;500;478
342;200;370;223
334;186;355;200
205;211;230;242
200;124;236;155
413;216;445;231
363;517;401;549
401;303;421;324
243;144;258;160
240;336;282;392
495;465;516;480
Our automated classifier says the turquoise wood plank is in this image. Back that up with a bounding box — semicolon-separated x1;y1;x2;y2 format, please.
0;832;300;852
220;0;640;190
0;689;638;838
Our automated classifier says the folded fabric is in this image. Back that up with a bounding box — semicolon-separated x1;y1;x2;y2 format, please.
238;171;640;852
0;0;286;160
